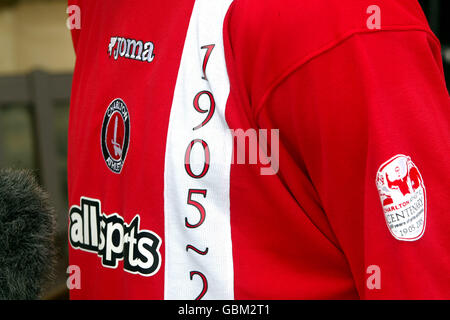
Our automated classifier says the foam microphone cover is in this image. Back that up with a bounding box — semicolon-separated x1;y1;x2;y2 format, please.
0;169;56;299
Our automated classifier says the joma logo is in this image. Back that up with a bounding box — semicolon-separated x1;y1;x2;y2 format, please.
108;36;155;63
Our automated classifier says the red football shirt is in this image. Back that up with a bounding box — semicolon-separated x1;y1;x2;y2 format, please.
67;0;450;299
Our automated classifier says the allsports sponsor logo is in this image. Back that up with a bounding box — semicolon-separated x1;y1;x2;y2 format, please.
69;197;162;276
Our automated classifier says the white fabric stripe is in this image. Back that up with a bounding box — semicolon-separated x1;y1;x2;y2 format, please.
164;0;234;300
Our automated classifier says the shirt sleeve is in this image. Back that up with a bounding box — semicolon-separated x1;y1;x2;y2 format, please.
256;28;450;299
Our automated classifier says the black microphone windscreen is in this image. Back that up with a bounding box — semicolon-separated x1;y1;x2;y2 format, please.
0;169;56;300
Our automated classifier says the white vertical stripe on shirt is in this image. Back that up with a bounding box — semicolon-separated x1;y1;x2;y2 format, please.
163;0;234;300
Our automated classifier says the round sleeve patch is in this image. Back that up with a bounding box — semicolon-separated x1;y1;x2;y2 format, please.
375;154;426;241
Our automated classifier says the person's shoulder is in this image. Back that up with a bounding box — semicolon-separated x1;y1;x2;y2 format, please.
227;0;430;51
226;0;358;61
225;0;433;107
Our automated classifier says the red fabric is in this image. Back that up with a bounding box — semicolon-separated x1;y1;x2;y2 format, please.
68;0;450;299
67;0;195;299
254;29;450;299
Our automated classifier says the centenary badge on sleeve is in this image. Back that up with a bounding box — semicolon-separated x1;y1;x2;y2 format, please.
376;154;426;241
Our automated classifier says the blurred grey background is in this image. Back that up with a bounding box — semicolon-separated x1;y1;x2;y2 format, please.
0;0;448;300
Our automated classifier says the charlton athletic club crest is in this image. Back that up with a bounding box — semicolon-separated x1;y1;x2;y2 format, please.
101;98;130;173
376;154;426;241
